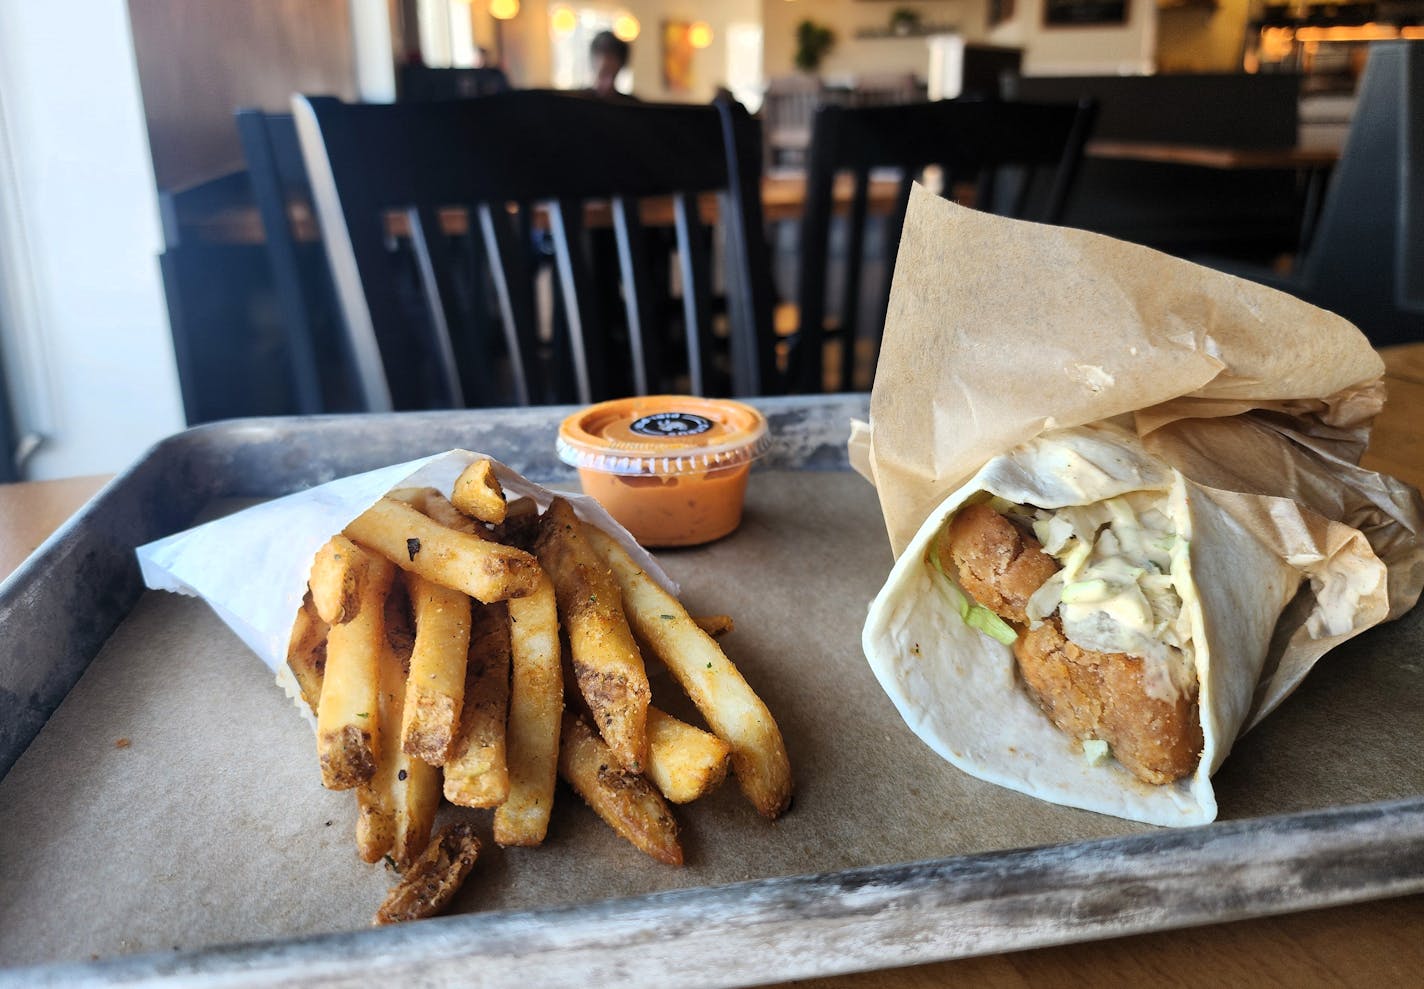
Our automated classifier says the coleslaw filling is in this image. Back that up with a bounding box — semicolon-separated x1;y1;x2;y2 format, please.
960;493;1197;703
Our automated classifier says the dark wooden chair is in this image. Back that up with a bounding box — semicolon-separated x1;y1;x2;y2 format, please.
235;108;353;413
1213;41;1423;346
293;91;773;410
766;97;1096;393
398;66;512;101
157;168;314;425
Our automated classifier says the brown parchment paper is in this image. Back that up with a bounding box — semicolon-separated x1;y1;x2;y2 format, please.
851;189;1424;820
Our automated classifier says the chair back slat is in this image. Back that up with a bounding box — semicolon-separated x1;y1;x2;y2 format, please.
406;205;468;407
750;97;1096;393
292;98;392;411
610;196;659;395
794;105;842;396
547;197;605;404
478;203;539;406
836;164;872;392
234;110;325;414
294;92;773;408
672;192;714;396
715;100;778;396
868;170;919;386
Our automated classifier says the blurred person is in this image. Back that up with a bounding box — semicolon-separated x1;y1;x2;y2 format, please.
587;30;636;102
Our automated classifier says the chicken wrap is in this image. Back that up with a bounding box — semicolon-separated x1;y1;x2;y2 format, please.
862;421;1386;826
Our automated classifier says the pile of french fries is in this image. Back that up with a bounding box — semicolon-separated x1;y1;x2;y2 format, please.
284;459;792;925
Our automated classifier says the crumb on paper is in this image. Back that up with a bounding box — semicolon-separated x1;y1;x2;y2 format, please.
1069;364;1115;393
115;738;131;749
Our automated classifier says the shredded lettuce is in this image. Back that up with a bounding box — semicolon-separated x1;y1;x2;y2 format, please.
926;538;1019;645
965;604;1019;644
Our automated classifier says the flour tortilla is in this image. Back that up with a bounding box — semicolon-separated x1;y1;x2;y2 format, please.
861;423;1369;827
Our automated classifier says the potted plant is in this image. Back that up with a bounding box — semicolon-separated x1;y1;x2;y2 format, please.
794;20;835;72
889;8;922;35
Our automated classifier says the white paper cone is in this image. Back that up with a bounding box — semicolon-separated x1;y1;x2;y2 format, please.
136;450;675;678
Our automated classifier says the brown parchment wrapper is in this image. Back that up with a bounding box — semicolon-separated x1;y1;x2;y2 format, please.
853;189;1424;821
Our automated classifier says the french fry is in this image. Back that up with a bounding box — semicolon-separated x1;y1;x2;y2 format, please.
585;526;793;819
692;614;735;639
443;602;512;807
491;496;540;549
308;535;367;625
401;574;473;765
451;458;507;524
358;620;442;867
388;486;484;537
534;499;650;773
494;572;563;847
345;496;540;603
559;712;682;866
646;707;732;804
373;822;481;926
287;592;329;715
384;574;415;661
316;547;394;790
355;640;400;863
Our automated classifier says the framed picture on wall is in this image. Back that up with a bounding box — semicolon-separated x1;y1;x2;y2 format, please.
662;21;694;93
1043;0;1128;26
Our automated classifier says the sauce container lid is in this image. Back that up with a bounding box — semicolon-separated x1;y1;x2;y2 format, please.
557;396;771;476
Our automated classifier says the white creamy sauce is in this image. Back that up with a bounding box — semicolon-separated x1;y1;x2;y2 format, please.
993;492;1196;702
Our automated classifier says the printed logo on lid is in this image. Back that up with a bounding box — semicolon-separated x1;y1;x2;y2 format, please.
629;412;714;438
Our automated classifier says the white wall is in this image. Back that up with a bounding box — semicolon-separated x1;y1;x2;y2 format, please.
762;0;981;83
989;0;1157;75
0;1;185;480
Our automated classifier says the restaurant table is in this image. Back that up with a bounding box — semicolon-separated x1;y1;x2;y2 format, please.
185;172;904;246
2;344;1421;987
1084;140;1341;256
1085;141;1340;172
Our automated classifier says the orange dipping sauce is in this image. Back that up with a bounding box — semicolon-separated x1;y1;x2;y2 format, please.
556;397;770;547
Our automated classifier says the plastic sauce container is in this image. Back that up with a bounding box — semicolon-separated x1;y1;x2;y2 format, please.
556;396;771;547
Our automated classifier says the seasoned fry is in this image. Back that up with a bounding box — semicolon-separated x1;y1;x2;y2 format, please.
401;574;473;765
559;712;682;866
388;486;484;537
494;572;563;847
359;600;442;866
491;496;540;548
692;615;735;639
355;642;400;863
287;591;329;715
451;459;507;524
317;548;394;790
308;535;367;625
443;603;512;807
586;526;792;818
646;707;732;804
345;496;540;603
373;822;481;926
535;499;650;773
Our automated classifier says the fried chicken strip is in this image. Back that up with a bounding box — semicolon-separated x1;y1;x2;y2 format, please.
939;502;1201;784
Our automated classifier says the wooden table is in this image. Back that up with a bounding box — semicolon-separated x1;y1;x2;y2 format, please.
1085;140;1341;255
1086;140;1340;172
186;173;902;246
3;344;1421;986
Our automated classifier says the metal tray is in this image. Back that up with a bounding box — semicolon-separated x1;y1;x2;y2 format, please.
2;396;1421;988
